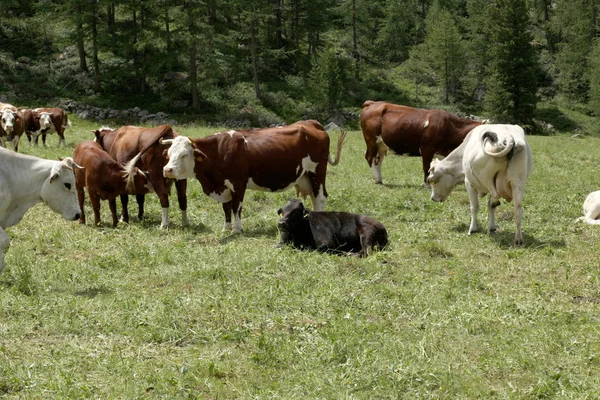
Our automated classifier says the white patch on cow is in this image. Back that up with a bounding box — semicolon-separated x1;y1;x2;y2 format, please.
296;165;301;175
224;179;235;193
301;155;318;173
160;207;169;229
233;202;243;233
423;120;429;128
295;175;313;199
209;189;233;203
372;161;382;184
163;136;196;179
227;130;236;136
313;185;326;211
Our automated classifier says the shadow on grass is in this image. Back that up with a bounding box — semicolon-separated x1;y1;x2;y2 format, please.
74;286;113;299
535;106;579;133
218;225;279;245
450;224;566;249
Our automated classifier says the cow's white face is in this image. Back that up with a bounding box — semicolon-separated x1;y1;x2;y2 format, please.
41;159;82;221
39;112;52;130
427;160;456;202
163;136;206;179
1;109;15;133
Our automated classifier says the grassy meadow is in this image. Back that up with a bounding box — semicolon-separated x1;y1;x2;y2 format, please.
2;115;600;398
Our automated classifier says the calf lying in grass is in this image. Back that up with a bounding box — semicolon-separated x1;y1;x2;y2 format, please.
277;199;388;257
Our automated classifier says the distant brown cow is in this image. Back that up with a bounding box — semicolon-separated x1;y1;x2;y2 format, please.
32;107;70;147
162;120;346;232
360;101;483;186
94;125;188;228
73;140;153;227
0;103;25;151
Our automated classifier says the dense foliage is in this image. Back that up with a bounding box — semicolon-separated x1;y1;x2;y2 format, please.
0;0;599;127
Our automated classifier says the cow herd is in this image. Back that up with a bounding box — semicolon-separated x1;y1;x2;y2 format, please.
0;99;598;272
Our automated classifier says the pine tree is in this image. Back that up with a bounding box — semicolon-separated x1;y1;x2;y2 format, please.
589;38;600;115
484;0;540;124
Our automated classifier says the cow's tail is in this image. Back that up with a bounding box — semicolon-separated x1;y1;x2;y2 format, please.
64;113;71;129
328;129;348;166
481;130;515;158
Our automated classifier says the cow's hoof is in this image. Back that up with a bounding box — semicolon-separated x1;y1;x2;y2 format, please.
488;227;497;234
468;229;478;235
514;239;524;246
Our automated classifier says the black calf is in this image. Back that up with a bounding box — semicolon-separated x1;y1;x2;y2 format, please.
277;199;388;257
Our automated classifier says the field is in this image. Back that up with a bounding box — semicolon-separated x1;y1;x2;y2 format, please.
2;117;600;398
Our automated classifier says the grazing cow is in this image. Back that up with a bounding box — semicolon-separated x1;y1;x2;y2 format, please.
426;124;533;245
360;100;483;186
94;125;188;228
32;107;70;147
162;120;346;233
276;199;388;256
19;108;41;143
73;140;153;227
0;147;82;271
576;191;600;225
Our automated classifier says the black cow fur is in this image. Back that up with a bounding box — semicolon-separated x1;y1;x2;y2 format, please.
277;199;388;257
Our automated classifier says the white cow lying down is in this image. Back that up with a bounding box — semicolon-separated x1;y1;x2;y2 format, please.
577;191;600;225
0;147;82;271
426;124;533;246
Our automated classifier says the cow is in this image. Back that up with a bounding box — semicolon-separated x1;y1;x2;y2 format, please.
276;199;388;256
73;140;154;227
94;125;188;228
0;102;25;151
32;107;70;147
576;191;600;225
161;120;346;233
19;108;41;143
0;147;82;272
426;124;533;246
360;101;483;186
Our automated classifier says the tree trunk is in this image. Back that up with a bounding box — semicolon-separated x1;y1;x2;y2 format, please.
75;1;88;72
250;17;261;100
352;0;359;80
91;0;101;91
165;1;172;52
274;0;283;48
188;3;200;109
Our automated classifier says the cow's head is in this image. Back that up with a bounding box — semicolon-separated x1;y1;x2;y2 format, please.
161;136;207;179
39;112;52;131
277;198;310;234
41;157;83;221
427;158;459;202
1;109;16;134
92;126;114;144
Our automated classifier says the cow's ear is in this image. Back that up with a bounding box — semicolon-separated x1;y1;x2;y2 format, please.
194;149;207;162
50;172;60;184
162;149;169;159
277;208;283;216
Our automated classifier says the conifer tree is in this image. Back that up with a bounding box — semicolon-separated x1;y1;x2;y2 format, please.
484;0;540;124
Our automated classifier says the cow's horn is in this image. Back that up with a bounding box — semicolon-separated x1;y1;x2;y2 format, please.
160;138;174;145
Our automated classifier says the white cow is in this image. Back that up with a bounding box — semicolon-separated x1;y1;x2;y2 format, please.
427;124;533;246
576;191;600;225
0;102;18;148
0;147;83;271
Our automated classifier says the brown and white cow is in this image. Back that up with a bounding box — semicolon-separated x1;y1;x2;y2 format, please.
162;120;346;233
32;107;70;147
94;125;188;228
73;140;153;227
360;100;483;186
0;102;25;150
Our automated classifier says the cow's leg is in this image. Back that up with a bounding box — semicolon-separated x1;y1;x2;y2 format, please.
109;199;119;228
12;137;19;152
89;192;102;226
136;194;145;221
0;137;5;148
32;132;39;147
222;202;233;231
307;168;328;212
364;135;386;184
513;186;525;246
466;180;480;235
487;196;500;234
0;227;9;272
420;147;435;188
58;131;66;147
42;133;47;147
153;179;171;229
359;230;373;258
119;194;130;223
175;179;189;226
232;198;244;233
76;184;86;225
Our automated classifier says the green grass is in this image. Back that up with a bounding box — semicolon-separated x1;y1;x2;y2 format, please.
2;116;600;398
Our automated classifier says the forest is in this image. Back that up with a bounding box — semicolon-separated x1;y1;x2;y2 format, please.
1;0;599;131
